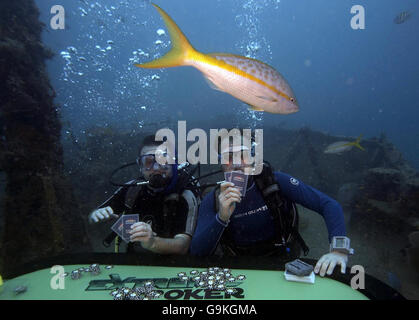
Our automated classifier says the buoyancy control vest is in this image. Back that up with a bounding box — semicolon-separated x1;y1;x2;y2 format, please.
215;161;309;257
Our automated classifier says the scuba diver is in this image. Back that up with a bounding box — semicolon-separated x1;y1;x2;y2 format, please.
89;135;199;255
190;129;354;277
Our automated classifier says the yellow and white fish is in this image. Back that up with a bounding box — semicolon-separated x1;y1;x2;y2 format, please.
394;11;412;24
135;3;298;114
324;135;365;154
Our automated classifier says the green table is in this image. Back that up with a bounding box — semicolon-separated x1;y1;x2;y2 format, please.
0;253;403;300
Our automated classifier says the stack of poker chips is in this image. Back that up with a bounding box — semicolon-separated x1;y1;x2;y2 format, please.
68;264;110;280
110;281;162;301
88;264;101;275
177;267;246;293
71;269;82;280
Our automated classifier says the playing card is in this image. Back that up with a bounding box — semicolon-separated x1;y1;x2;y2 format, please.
111;215;125;240
122;214;139;242
224;171;232;182
230;171;248;197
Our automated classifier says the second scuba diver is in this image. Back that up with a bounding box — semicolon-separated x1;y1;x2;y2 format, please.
89;135;199;255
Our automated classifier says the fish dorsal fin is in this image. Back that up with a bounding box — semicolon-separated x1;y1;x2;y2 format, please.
207;52;277;70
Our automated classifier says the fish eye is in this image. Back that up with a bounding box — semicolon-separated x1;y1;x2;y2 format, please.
290;97;295;102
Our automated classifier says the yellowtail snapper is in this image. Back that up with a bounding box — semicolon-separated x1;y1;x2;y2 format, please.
324;135;365;154
134;3;299;115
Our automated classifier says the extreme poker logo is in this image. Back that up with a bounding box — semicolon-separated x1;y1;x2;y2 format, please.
85;273;245;300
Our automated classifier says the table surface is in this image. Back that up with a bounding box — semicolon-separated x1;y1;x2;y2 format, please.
0;264;369;300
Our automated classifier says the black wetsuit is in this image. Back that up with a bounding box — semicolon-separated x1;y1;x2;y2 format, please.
98;180;198;251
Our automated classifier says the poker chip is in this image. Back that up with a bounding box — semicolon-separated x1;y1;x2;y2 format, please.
89;264;101;275
110;289;120;296
105;265;113;270
171;267;246;292
122;288;132;295
13;286;27;295
198;281;207;287
144;280;154;287
135;287;146;294
128;293;140;300
216;284;226;291
71;270;82;280
113;293;124;300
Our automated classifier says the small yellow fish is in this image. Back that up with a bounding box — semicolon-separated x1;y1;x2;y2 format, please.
394;11;412;24
324;135;365;154
135;3;298;114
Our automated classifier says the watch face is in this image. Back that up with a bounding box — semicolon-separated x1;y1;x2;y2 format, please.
336;238;346;248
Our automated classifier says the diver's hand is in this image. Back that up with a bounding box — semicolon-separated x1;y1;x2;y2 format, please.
314;251;348;277
218;182;242;223
88;206;118;224
129;222;157;250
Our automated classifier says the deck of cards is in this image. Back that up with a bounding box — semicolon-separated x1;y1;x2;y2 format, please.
111;214;139;243
224;171;249;197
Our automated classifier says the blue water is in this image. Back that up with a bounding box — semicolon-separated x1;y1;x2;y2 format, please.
35;0;419;168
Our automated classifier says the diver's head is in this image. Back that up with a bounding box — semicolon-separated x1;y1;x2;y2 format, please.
216;128;262;175
137;135;175;191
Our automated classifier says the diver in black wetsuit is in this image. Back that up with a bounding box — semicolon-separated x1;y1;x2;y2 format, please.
89;135;199;255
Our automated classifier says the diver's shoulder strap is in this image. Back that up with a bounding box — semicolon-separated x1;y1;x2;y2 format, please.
181;189;199;236
254;162;309;255
124;179;146;209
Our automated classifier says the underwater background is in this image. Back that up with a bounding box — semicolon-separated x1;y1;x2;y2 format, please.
0;0;418;299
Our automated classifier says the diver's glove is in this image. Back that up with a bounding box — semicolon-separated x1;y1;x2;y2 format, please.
314;251;348;277
88;206;118;224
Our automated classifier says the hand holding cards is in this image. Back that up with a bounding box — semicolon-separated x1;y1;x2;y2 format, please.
111;214;139;243
224;170;248;197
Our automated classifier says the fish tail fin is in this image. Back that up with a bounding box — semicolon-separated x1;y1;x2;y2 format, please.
134;3;197;69
353;134;365;151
